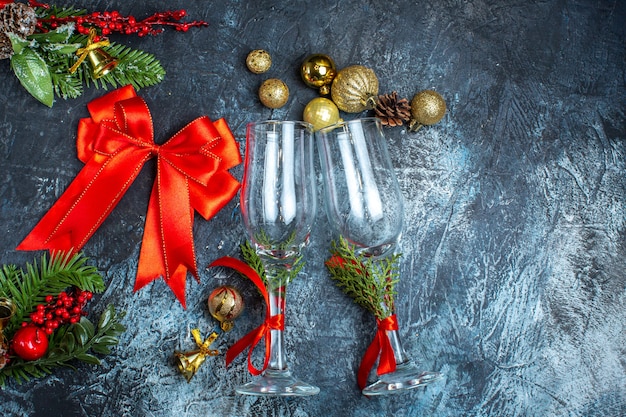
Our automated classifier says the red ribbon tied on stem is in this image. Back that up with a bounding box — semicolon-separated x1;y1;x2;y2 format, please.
17;85;242;308
357;314;399;390
209;256;284;376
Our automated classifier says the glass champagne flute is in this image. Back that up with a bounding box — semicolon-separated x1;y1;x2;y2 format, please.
238;120;319;396
317;117;442;395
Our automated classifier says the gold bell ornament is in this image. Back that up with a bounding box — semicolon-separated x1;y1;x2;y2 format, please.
0;297;16;370
409;90;447;132
300;53;337;96
174;329;219;382
330;64;379;113
207;286;244;332
69;28;118;79
303;97;342;131
86;48;118;79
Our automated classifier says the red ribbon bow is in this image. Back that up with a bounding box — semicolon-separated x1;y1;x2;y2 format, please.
17;85;242;308
209;256;283;376
357;314;399;390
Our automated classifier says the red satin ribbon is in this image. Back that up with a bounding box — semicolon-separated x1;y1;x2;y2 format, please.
17;85;242;308
357;314;399;390
209;256;284;376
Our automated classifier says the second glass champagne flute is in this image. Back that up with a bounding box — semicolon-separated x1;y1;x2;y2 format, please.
238;120;319;396
317;117;442;395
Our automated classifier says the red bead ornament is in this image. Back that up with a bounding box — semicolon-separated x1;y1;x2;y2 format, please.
34;6;208;38
11;325;49;361
28;288;93;334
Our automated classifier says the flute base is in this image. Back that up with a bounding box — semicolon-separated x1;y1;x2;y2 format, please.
362;361;442;396
236;369;320;397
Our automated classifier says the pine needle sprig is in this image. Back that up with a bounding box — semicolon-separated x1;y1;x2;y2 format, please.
239;239;304;289
325;237;400;320
0;252;105;337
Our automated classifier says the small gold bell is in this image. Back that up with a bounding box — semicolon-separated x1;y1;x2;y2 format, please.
0;297;16;371
174;350;206;383
174;329;219;382
0;297;15;333
87;48;118;79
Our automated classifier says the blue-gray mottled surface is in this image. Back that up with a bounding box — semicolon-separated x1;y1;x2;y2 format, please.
1;1;624;416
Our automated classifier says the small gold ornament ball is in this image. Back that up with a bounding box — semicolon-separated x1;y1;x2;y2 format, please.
258;78;290;109
409;90;446;131
208;286;244;331
303;97;342;131
300;53;337;95
246;49;272;74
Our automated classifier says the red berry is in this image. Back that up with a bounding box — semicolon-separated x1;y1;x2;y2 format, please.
11;326;49;361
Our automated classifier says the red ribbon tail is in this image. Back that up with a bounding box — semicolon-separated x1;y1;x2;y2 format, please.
225;323;269;376
358;332;381;390
376;332;397;376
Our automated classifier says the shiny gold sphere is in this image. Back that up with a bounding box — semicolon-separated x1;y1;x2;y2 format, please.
409;90;446;131
258;78;289;109
330;65;379;113
208;286;244;331
246;49;272;74
300;53;337;95
303;97;342;131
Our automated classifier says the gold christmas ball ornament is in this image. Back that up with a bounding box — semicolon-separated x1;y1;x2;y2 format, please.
258;78;289;109
246;49;272;74
300;53;337;95
303;97;342;131
330;65;379;113
208;286;244;331
409;90;447;131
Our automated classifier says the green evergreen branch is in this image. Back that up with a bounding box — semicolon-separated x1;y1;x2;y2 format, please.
240;239;304;289
0;252;105;337
10;23;166;106
325;237;400;320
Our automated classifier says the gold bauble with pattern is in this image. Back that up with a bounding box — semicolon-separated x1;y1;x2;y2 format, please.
303;97;342;131
207;286;244;331
300;53;337;95
409;90;446;131
258;78;289;109
246;49;272;74
330;65;379;113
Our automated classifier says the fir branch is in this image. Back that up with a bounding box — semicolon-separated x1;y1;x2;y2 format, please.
0;305;126;386
239;240;304;289
326;237;400;320
0;252;105;337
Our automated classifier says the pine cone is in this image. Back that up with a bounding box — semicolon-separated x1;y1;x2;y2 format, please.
374;91;411;127
0;2;38;60
0;33;12;60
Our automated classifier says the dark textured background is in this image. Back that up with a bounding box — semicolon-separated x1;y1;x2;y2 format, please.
1;1;625;416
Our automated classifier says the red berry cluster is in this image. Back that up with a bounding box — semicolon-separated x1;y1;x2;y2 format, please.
36;9;208;38
26;289;93;335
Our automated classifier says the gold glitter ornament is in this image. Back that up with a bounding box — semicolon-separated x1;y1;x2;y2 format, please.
303;97;342;131
207;286;244;331
246;49;272;74
258;78;289;109
409;90;446;131
300;53;337;95
330;65;379;113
